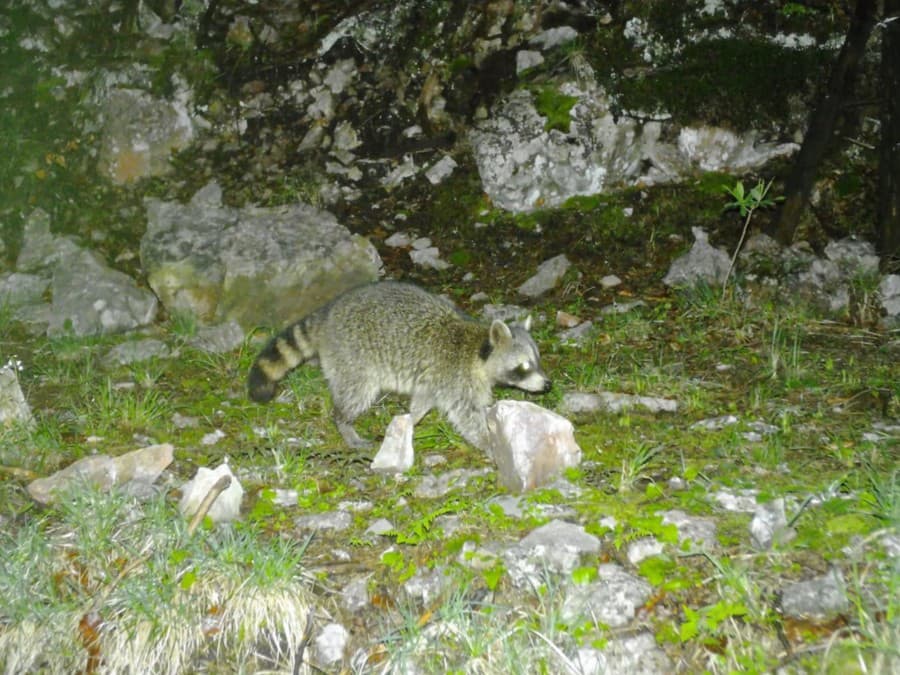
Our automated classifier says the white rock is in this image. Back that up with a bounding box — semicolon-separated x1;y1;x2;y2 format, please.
518;254;571;297
365;518;395;536
561;391;677;415
600;274;622;288
530;26;579;49
201;429;226;446
28;443;174;505
314;623;349;664
627;536;665;565
371;414;414;473
879;274;900;317
487;400;582;492
424;155;458;185
561;564;652;628
516;49;544;74
178;463;244;523
750;498;795;550
384;231;412;248
662;227;730;288
381;155;418;187
409;246;450;270
0;365;33;429
677;127;798;173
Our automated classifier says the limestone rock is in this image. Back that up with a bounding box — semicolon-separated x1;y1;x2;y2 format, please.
48;249;158;337
314;623;349;665
186;320;245;354
505;520;600;586
661;509;718;551
824;237;880;276
141;181;382;329
27;444;174;505
106;339;171;365
517;254;571;297
662;227;731;288
178;462;244;523
780;568;849;620
750;498;796;550
561;564;653;628
470;89;607;213
294;510;353;531
0;365;33;429
880;274;900;323
15;209;82;273
371;414;415;473
561;391;677;415
97;87;194;184
15;210;158;337
471;88;798;214
573;632;673;675
487;400;582;492
0;273;49;308
676;127;797;172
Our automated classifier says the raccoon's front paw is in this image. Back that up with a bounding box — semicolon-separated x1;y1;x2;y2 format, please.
336;421;373;449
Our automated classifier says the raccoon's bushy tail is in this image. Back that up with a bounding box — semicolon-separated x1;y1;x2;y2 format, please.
248;318;319;402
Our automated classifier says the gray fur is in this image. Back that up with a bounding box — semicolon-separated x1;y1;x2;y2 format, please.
248;281;551;451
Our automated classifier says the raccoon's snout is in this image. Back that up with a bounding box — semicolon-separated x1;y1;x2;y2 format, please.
525;376;552;394
506;369;551;394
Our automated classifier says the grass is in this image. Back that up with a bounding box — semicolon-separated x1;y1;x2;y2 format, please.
1;2;895;669
0;487;316;673
2;239;897;675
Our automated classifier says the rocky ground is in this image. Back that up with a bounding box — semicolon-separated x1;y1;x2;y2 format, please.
0;1;898;673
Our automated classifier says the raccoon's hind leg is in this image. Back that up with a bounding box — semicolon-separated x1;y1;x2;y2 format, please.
328;377;380;449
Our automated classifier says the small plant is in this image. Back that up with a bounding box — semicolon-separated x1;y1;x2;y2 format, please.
721;178;781;298
618;442;663;493
780;2;813;18
532;86;579;133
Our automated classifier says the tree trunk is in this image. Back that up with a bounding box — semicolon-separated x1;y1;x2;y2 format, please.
877;4;900;265
776;0;878;245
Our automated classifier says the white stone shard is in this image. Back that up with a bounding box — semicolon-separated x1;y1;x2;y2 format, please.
178;462;244;523
371;414;414;473
487;400;581;492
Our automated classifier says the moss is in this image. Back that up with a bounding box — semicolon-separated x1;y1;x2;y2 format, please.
608;38;827;129
531;85;579;133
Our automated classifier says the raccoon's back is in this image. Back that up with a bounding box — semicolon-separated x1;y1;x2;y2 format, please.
320;282;481;380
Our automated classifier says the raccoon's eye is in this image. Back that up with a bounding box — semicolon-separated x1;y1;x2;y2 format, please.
512;363;531;378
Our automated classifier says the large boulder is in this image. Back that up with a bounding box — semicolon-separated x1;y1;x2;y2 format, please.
140;182;383;329
97;87;195;184
470;86;798;214
15;209;158;337
48;249;159;337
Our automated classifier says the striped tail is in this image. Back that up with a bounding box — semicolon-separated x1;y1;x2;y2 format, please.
248;319;319;402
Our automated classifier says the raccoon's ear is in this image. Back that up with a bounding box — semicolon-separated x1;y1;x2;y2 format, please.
521;315;533;332
489;319;512;347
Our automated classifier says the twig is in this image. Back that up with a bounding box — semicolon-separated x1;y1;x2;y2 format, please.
186;475;232;536
293;611;316;675
0;464;40;481
86;476;234;616
721;208;753;300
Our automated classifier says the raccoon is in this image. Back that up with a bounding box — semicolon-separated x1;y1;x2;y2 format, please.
248;281;551;452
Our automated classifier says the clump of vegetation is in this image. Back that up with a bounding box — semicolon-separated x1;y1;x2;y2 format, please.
532;85;580;133
0;488;315;673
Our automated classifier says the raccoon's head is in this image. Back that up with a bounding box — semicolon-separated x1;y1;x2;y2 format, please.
482;317;551;393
